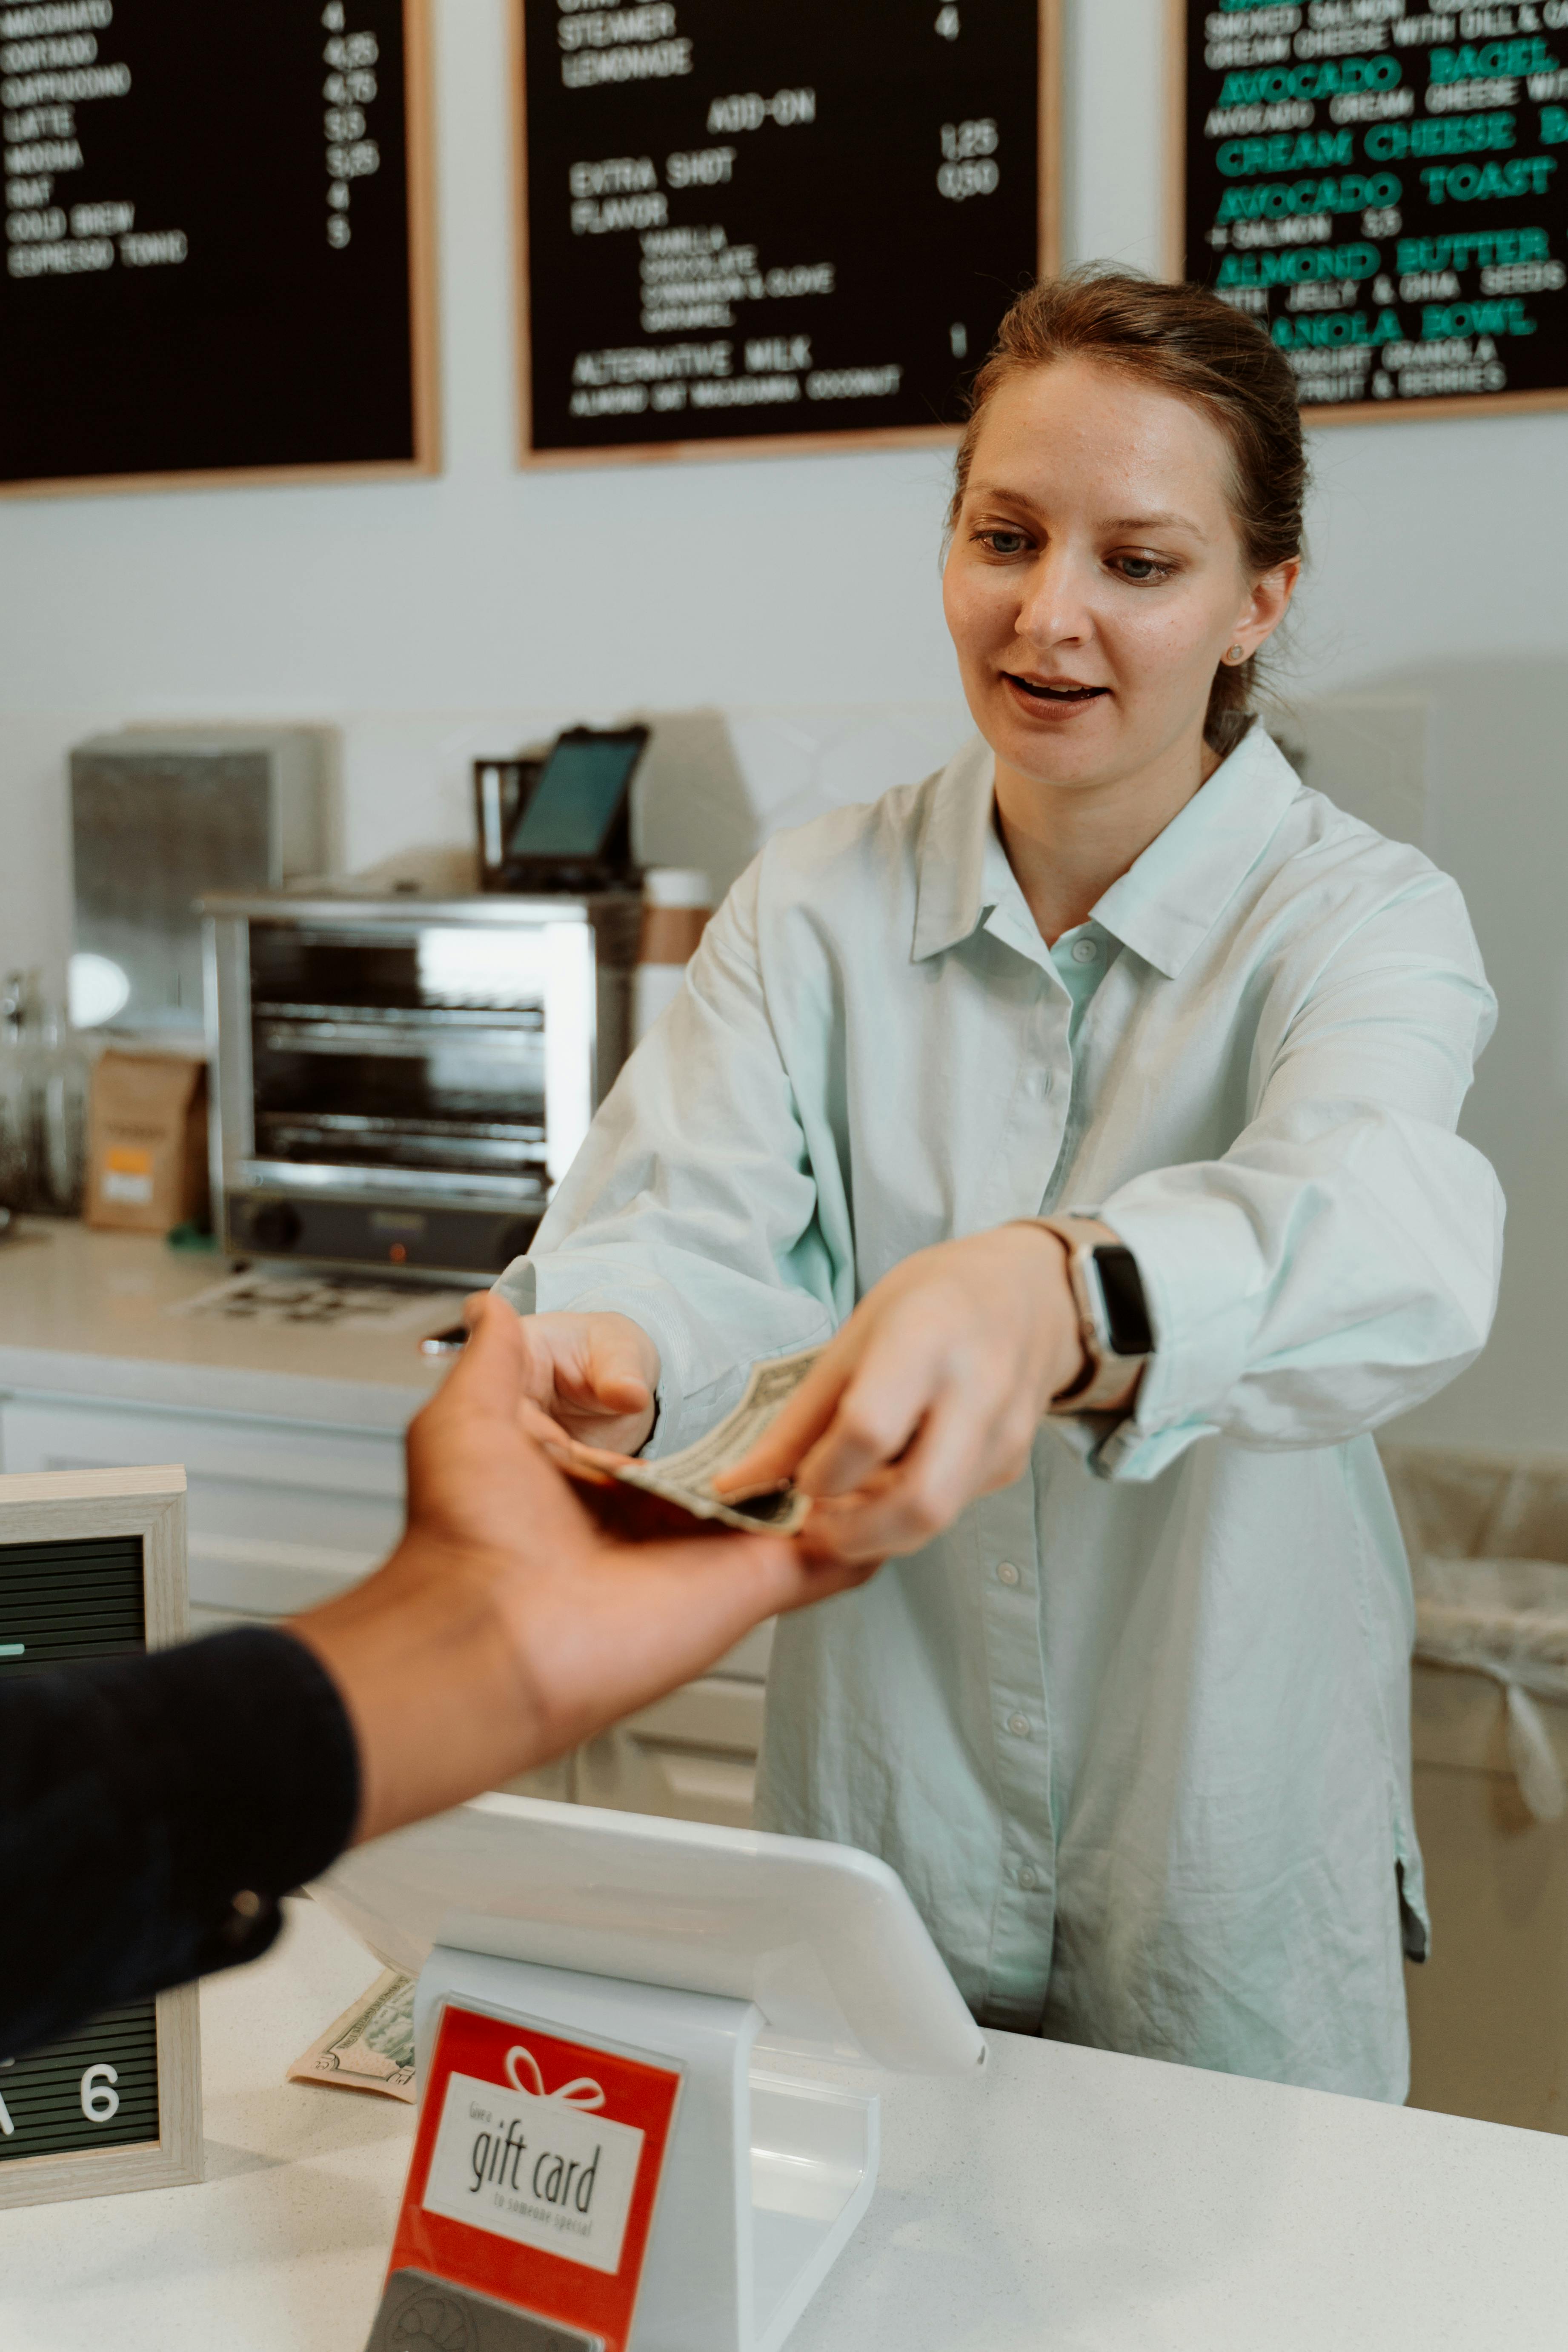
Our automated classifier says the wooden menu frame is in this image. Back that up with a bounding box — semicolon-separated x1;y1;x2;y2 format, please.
0;1466;202;2208
514;0;1064;468
1164;0;1568;427
0;0;441;501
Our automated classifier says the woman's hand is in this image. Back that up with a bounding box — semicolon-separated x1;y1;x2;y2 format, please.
291;1294;879;1845
715;1225;1090;1564
503;1306;662;1456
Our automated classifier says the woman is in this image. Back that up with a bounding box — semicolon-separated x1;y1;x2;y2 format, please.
500;271;1502;2101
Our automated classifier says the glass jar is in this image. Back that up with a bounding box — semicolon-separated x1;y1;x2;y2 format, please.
0;970;38;1213
31;1004;89;1217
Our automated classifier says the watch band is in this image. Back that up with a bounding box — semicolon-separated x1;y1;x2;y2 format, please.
1021;1214;1154;1415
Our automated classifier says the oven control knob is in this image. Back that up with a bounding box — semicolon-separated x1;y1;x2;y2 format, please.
248;1201;302;1252
493;1217;539;1268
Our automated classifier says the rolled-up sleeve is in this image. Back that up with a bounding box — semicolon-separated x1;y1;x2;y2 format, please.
498;861;843;1454
1087;871;1502;1482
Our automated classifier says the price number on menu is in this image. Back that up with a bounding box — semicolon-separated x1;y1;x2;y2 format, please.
939;116;999;200
322;0;382;247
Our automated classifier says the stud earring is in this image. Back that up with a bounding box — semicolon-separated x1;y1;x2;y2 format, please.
1226;643;1246;664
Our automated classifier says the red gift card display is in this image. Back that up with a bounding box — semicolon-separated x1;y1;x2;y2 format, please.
387;2003;683;2352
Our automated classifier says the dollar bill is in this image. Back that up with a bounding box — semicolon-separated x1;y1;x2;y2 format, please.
286;1967;418;2102
554;1346;824;1536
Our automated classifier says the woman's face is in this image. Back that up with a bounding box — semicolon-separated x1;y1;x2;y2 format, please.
942;355;1297;797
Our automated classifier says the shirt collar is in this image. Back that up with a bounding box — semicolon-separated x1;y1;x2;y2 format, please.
911;724;1303;979
910;736;1003;963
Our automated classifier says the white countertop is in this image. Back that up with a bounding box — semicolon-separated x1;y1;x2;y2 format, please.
0;1220;449;1429
2;1895;1564;2350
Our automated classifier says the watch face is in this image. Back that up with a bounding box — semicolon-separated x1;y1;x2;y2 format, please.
1093;1246;1153;1358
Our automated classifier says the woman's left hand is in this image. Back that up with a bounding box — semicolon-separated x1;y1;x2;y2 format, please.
714;1225;1089;1565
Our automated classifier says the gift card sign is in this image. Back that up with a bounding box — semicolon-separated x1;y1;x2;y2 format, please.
380;2004;682;2352
422;2068;643;2275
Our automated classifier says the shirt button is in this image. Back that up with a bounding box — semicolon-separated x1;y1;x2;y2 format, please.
1007;1713;1031;1738
1018;1865;1041;1891
996;1562;1021;1587
1070;936;1099;964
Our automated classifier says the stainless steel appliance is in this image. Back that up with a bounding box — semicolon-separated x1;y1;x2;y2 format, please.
70;730;325;1038
201;888;638;1280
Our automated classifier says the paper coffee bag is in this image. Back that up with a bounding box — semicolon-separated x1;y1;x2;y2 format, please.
86;1051;207;1234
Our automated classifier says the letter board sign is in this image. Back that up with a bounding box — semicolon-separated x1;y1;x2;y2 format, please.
0;1467;200;2208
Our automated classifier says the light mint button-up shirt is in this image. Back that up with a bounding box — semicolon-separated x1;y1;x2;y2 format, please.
503;726;1502;2100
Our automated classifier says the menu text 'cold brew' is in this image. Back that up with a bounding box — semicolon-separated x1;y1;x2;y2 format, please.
518;0;1059;460
0;0;435;492
1181;0;1568;420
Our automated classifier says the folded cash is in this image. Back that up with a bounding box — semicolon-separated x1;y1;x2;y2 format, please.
286;1966;417;2102
552;1345;823;1537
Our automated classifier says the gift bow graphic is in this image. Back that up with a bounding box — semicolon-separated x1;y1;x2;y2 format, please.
504;2045;607;2111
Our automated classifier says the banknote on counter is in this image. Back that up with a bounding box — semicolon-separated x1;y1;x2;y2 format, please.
551;1345;824;1538
286;1967;418;2102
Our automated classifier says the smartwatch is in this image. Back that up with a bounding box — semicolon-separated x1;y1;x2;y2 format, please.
1023;1214;1155;1414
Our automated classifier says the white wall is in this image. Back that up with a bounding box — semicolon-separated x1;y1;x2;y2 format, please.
2;0;1565;1451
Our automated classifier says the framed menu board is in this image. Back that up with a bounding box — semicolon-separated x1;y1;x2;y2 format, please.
515;0;1062;465
1173;0;1568;423
0;0;438;496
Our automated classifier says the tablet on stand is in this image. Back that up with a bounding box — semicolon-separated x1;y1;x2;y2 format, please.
314;1793;986;2352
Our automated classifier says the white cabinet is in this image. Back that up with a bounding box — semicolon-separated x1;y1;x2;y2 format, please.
578;1673;769;1831
0;1394;404;1625
0;1383;773;1827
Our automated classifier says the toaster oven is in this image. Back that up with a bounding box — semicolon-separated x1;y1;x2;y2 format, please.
201;889;639;1281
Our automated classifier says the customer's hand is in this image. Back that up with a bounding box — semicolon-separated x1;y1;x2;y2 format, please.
715;1225;1096;1566
289;1295;873;1845
512;1308;661;1456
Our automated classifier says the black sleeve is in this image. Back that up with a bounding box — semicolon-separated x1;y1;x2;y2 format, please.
0;1626;361;2060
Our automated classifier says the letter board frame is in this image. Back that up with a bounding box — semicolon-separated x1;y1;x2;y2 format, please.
0;1466;202;2208
512;0;1064;467
1167;0;1568;428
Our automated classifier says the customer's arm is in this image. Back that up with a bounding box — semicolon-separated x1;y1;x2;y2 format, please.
0;1296;871;2058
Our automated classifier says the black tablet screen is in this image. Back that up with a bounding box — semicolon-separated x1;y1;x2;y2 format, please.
506;737;642;860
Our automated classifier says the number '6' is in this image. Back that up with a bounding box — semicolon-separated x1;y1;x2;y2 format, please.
80;2063;120;2123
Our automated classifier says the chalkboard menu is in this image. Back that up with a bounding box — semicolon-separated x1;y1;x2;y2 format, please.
517;0;1060;462
1177;0;1568;421
0;0;436;494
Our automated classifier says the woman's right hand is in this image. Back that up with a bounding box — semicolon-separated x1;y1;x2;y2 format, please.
505;1307;662;1456
293;1293;875;1846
